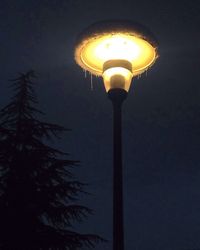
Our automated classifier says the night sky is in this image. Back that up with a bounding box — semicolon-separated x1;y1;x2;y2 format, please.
1;0;200;249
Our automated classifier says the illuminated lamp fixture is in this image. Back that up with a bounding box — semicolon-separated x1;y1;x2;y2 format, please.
74;20;158;250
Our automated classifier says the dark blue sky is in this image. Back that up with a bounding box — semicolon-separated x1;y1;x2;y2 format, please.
1;0;200;249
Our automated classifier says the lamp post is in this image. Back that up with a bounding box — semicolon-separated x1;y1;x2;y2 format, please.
74;20;158;250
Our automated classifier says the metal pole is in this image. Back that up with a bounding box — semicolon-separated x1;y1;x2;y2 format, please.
108;88;127;250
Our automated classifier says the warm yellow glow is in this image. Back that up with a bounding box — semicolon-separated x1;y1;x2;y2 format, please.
75;33;157;76
103;67;133;92
75;26;158;92
93;35;140;62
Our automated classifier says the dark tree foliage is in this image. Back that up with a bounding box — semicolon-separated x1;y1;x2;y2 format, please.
0;71;102;250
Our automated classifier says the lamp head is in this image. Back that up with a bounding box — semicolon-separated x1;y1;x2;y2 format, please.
74;20;158;93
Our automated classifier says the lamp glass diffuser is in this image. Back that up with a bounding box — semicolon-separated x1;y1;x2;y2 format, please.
103;67;133;92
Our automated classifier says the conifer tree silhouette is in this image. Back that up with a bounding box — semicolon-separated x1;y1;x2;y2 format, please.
0;71;102;250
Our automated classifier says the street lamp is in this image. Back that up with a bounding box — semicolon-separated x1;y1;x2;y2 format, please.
74;20;158;250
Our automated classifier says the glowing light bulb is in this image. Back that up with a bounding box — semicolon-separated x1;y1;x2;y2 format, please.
94;35;141;63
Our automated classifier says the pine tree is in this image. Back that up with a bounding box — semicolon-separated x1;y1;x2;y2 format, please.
0;71;102;250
